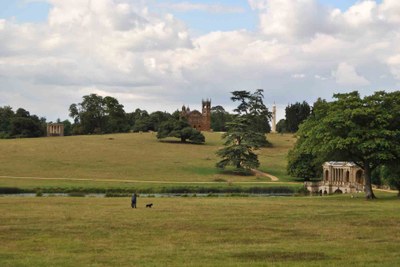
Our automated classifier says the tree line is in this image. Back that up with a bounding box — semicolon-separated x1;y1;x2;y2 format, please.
0;93;248;139
0;106;48;138
68;93;243;138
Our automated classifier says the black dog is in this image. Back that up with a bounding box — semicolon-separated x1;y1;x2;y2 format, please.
146;203;153;208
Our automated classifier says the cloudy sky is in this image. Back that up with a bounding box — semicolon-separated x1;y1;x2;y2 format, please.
0;0;399;121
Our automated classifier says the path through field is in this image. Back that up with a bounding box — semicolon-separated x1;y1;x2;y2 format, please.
251;169;279;181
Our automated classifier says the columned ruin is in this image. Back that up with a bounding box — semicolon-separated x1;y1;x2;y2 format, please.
47;123;64;137
305;162;365;194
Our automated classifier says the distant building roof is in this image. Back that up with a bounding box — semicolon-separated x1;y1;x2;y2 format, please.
323;161;357;167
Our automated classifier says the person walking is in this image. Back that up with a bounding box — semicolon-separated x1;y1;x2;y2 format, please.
131;193;137;208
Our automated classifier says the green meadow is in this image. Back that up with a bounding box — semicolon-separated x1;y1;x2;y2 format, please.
1;132;399;266
1;194;399;266
0;132;298;192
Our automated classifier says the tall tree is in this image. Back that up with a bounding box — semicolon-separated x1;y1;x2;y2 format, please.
62;120;73;136
231;89;271;132
285;101;311;133
0;106;15;138
10;108;45;138
103;96;129;133
230;89;271;146
210;105;232;132
276;119;288;133
290;91;400;199
149;111;172;132
132;109;152;132
216;117;263;169
216;89;270;170
381;164;400;197
69;94;105;134
69;94;128;134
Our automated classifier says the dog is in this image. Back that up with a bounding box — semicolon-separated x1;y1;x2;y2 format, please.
146;203;153;208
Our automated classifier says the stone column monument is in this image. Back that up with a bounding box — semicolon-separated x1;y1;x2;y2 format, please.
271;103;277;133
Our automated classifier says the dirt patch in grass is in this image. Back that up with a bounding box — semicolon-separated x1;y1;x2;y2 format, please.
233;251;331;262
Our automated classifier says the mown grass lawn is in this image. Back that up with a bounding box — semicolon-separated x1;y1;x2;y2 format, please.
1;194;399;266
0;132;300;191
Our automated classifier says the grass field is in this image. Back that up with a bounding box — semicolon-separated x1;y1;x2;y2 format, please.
1;194;399;266
0;132;299;192
1;132;399;266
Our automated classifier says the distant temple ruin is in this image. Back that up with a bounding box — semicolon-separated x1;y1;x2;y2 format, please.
181;99;211;131
305;162;365;194
47;123;64;137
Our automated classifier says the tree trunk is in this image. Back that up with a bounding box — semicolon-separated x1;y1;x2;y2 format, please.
363;163;376;200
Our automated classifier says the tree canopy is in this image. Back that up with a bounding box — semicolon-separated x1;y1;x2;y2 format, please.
231;89;271;136
210;105;232;132
216;89;270;171
0;106;46;138
289;91;400;199
69;94;129;134
157;119;205;144
216;116;264;170
275;101;311;133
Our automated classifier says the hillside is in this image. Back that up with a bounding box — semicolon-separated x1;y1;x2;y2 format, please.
0;132;298;190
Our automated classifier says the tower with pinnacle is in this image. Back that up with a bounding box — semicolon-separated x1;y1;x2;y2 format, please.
181;99;211;131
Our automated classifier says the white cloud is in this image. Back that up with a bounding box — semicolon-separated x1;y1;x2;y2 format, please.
315;75;328;81
1;0;400;121
341;0;378;27
292;74;306;79
156;2;245;13
378;0;400;23
387;54;400;79
248;0;268;10
333;62;370;86
250;0;333;39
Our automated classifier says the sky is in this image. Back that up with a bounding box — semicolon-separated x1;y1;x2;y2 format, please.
0;0;397;122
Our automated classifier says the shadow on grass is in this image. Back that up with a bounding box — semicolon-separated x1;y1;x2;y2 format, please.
217;169;254;177
233;251;331;262
158;140;205;145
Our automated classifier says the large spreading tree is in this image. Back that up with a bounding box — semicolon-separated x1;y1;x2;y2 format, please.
289;91;400;199
216;89;270;170
157;119;205;144
69;94;129;134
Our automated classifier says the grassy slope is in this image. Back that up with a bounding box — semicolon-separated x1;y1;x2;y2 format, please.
260;133;297;182
0;194;399;266
0;132;298;190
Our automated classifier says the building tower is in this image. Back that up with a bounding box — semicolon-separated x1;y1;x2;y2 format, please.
202;99;211;131
271;103;277;133
180;99;211;132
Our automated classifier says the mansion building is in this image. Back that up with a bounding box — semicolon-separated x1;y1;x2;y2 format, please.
180;99;211;132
